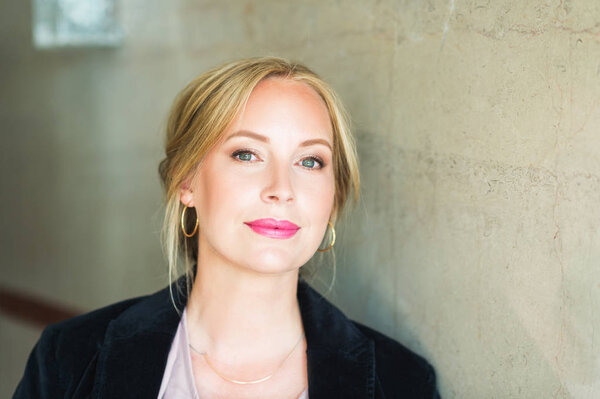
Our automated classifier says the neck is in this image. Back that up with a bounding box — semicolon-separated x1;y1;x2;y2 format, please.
185;248;304;365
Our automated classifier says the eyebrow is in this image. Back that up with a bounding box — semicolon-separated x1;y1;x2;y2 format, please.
225;130;333;151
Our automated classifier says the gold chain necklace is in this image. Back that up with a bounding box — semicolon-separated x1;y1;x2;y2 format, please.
189;332;305;385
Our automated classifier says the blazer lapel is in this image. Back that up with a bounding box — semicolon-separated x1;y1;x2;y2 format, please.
91;284;186;399
298;278;376;399
89;277;376;399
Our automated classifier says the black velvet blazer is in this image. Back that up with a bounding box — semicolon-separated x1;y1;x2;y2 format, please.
14;277;440;398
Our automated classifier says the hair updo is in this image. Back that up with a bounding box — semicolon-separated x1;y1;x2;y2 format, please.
158;56;360;294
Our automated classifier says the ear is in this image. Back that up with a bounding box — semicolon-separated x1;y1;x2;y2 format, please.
179;178;195;207
329;213;337;224
329;203;338;224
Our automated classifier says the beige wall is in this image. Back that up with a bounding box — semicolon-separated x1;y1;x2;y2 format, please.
2;1;599;397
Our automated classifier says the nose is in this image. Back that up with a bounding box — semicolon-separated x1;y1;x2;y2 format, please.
261;163;295;204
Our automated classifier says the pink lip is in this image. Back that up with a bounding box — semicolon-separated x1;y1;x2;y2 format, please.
244;218;300;239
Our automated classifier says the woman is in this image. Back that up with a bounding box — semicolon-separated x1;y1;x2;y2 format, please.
14;57;439;398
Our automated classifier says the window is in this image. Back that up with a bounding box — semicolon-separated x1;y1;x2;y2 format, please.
33;0;122;48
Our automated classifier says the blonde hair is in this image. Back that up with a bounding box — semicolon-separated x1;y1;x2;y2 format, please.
158;56;360;295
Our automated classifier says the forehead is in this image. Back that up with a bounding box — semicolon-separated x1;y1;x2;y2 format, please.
227;78;333;143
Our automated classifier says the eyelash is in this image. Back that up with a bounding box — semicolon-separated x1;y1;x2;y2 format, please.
231;149;325;170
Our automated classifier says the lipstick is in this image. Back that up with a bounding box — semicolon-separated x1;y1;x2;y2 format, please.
244;218;300;239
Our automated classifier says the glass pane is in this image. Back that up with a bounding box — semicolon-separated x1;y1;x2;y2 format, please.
33;0;123;48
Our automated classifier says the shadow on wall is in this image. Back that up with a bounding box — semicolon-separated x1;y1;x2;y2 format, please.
336;129;600;397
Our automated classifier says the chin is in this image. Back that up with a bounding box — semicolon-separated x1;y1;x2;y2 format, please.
241;249;303;275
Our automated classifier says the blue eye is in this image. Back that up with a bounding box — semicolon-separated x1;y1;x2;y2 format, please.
300;157;323;169
302;158;315;168
232;150;257;162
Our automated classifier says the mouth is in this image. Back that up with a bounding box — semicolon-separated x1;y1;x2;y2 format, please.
244;218;300;239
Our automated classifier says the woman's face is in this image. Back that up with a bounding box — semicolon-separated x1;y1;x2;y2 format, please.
180;78;335;274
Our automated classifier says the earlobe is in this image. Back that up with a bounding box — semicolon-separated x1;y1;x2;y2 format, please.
329;208;337;224
179;182;194;207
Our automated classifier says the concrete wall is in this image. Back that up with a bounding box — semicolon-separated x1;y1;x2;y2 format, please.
1;1;599;397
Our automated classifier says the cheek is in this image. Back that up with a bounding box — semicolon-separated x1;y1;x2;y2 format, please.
195;164;257;223
324;184;336;218
300;174;335;220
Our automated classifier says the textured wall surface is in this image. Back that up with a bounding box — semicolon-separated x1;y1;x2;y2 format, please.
2;1;599;397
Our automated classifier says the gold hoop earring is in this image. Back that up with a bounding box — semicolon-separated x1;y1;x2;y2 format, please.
181;205;199;237
317;222;336;252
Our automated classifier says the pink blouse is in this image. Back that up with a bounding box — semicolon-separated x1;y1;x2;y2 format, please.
158;308;308;399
